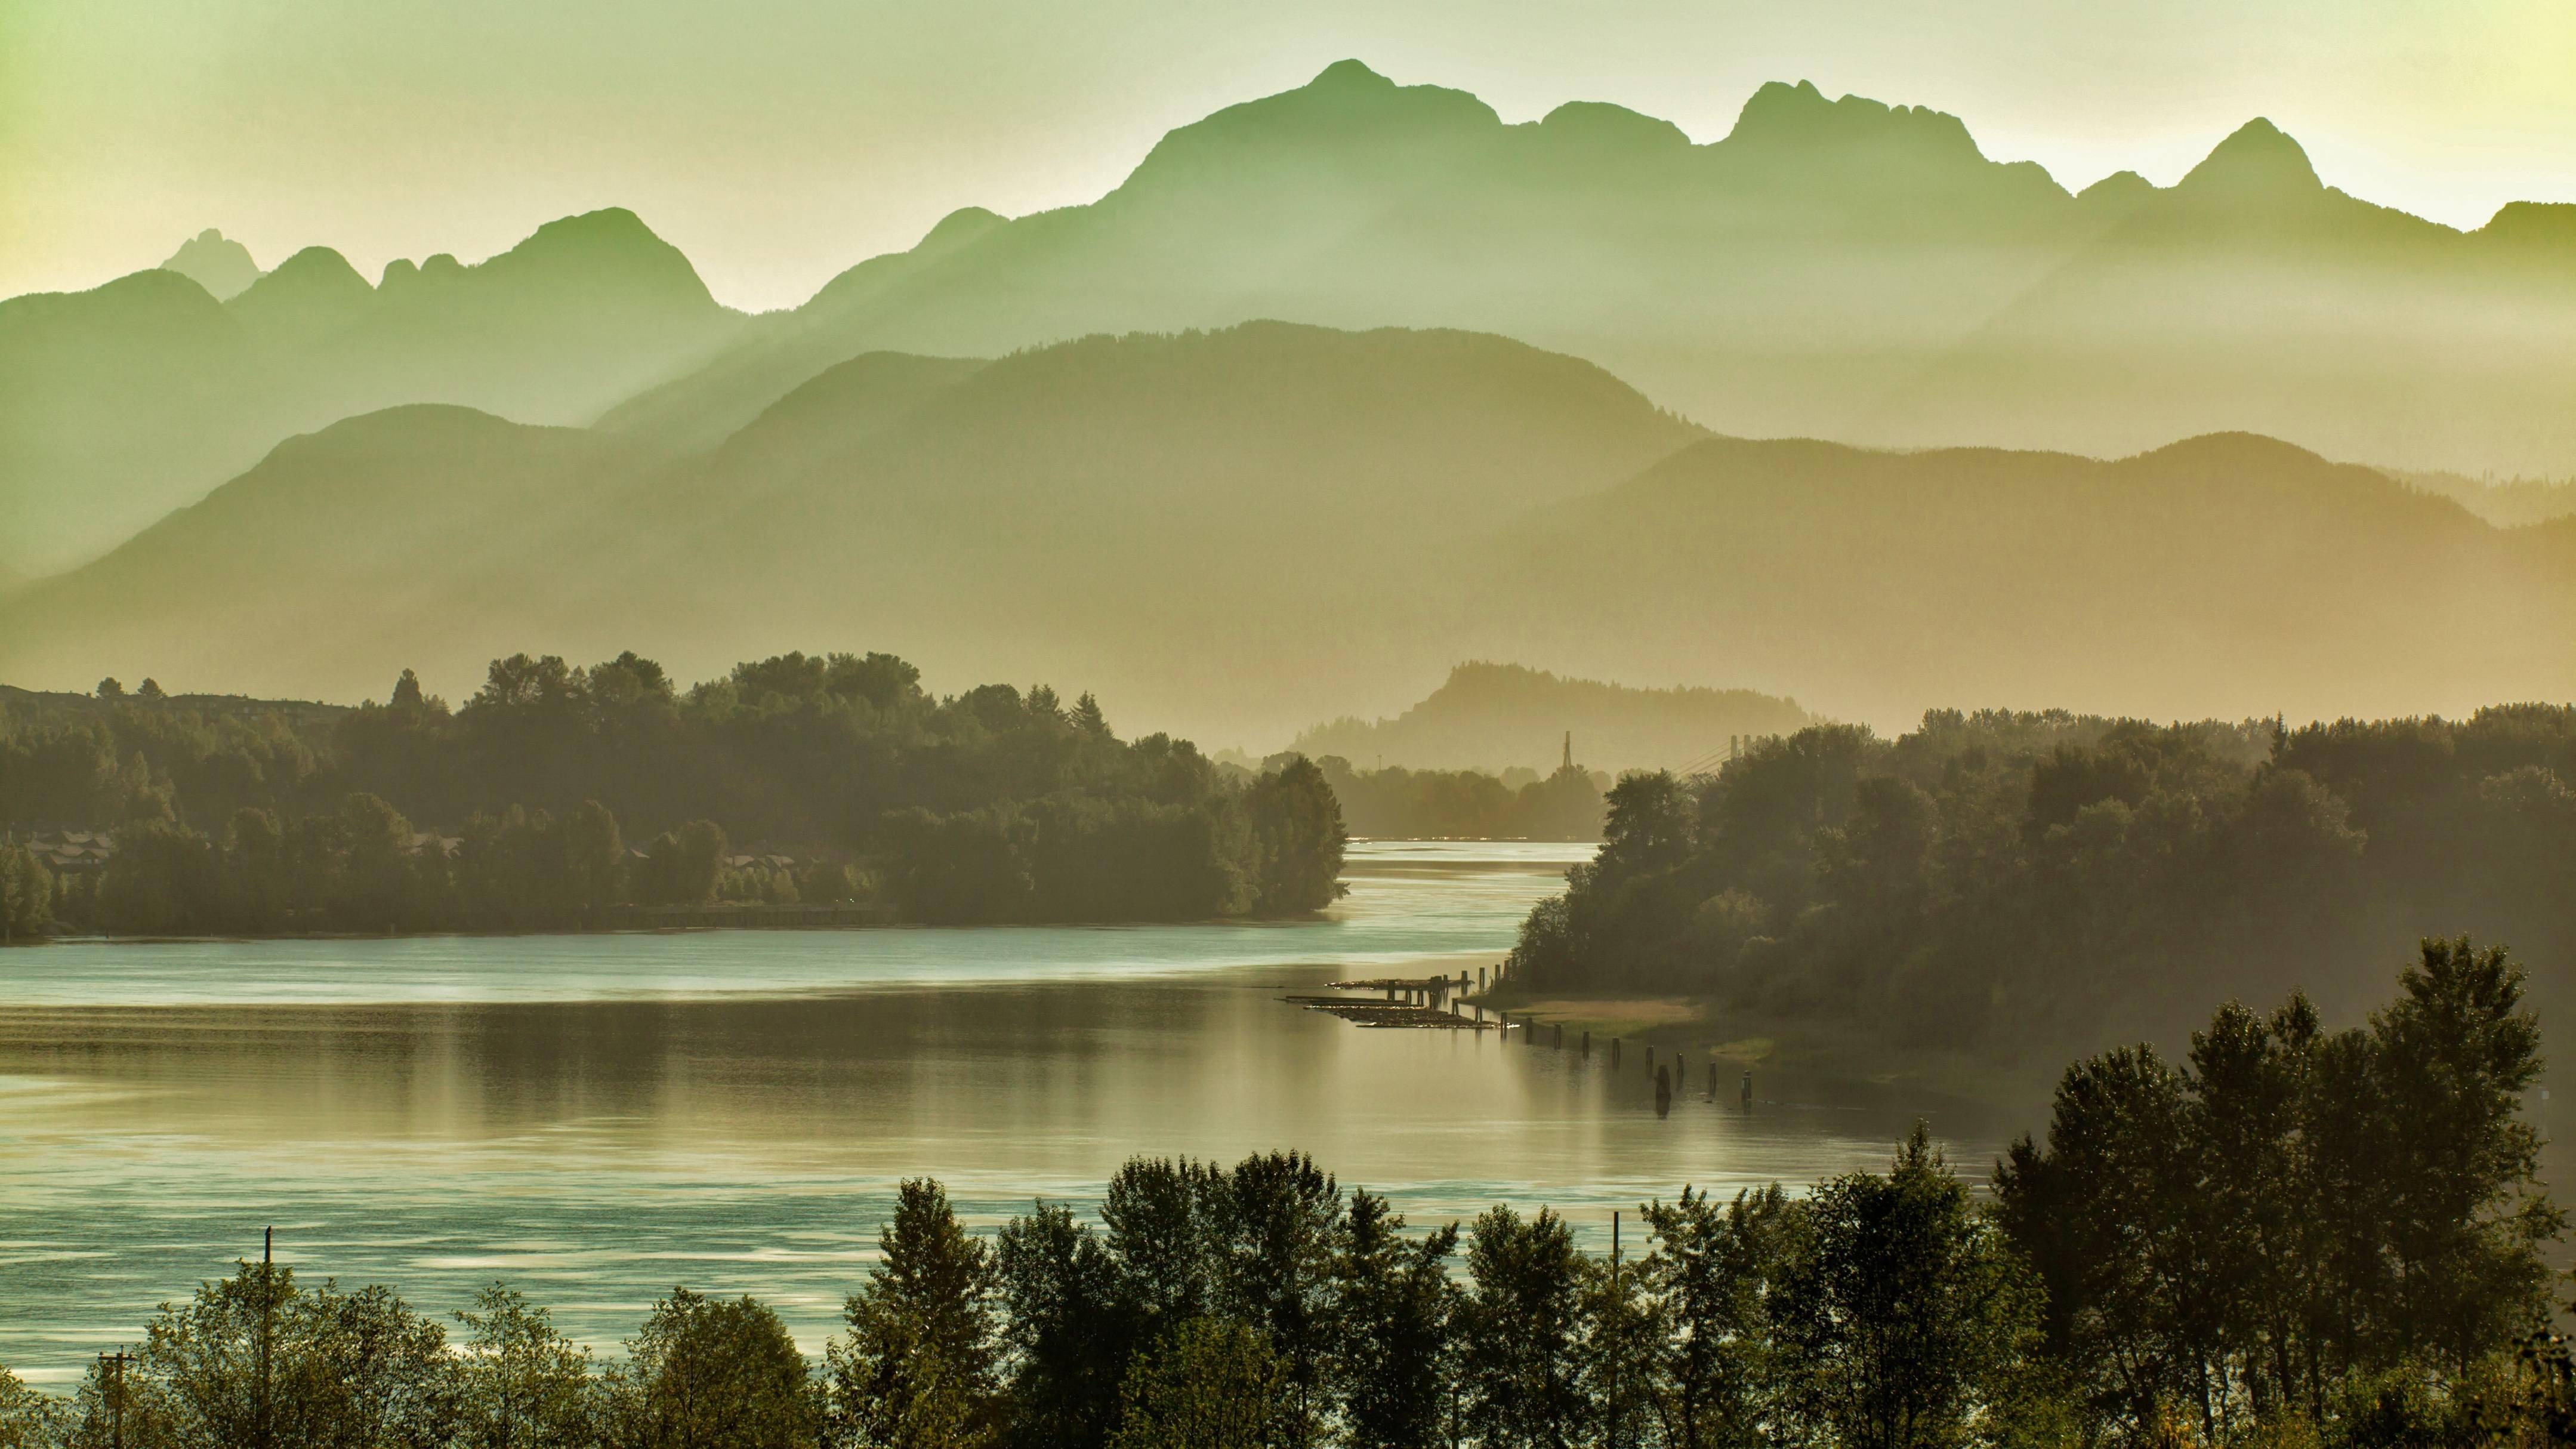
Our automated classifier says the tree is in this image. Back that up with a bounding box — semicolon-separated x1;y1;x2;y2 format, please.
1457;1205;1588;1447
1641;1185;1791;1449
0;845;52;944
1105;1319;1289;1449
601;1288;815;1449
1201;1152;1343;1444
1243;759;1346;913
827;1179;1001;1448
454;1283;596;1449
997;1203;1127;1449
137;678;166;701
2374;938;2562;1373
1329;1191;1458;1449
95;677;123;699
1774;1124;2047;1449
0;1361;68;1449
91;1257;458;1449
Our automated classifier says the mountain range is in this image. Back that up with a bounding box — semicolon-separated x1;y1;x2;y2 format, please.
8;60;2576;580
1;209;739;571
2;321;2566;745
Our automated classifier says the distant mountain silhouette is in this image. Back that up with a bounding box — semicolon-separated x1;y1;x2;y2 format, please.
1469;433;2576;726
0;208;740;571
159;229;261;300
3;323;2564;742
1291;663;1812;774
592;60;2576;484
0;323;1696;741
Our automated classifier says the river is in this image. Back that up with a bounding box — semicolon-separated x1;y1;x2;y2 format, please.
0;841;2005;1383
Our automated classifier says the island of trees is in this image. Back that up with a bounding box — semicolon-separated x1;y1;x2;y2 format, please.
0;649;1347;936
1;942;2561;1447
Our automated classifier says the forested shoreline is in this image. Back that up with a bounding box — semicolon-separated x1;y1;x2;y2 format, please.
0;650;1347;936
1312;756;1608;841
1507;705;2576;1064
1;943;2559;1447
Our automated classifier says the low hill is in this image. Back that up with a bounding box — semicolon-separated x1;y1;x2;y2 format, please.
0;406;651;702
9;328;2568;743
0;209;741;571
0;323;1699;740
1467;433;2576;726
1291;663;1812;773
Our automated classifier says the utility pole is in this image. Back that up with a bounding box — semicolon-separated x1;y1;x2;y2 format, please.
102;1351;129;1449
258;1226;274;1449
1609;1210;1622;1449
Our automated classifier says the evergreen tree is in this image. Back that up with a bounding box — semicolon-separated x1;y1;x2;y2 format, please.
827;1179;1001;1449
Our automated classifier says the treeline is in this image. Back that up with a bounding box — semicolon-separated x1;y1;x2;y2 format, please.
1508;705;2576;1057
1312;756;1607;840
0;649;1348;932
2;944;2559;1447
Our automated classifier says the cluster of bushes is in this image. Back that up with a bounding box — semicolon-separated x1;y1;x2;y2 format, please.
1312;756;1608;840
2;945;2559;1447
1507;706;2576;1058
1;648;1349;932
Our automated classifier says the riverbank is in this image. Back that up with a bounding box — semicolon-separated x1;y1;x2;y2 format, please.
1466;988;2062;1124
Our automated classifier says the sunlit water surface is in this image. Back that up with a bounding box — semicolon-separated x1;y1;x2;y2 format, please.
0;841;2004;1382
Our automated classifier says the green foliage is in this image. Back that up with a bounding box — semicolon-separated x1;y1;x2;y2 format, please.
1106;1319;1291;1449
453;1284;597;1449
0;844;51;941
1456;1204;1588;1445
1508;707;2576;1060
1329;1192;1457;1449
994;1203;1124;1449
1638;1184;1790;1449
600;1288;815;1449
826;1179;1001;1449
7;646;1353;932
1997;942;2562;1443
1773;1124;2047;1449
1315;756;1605;841
1244;758;1349;912
0;1364;67;1449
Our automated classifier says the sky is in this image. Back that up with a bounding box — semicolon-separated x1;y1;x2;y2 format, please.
4;0;2572;313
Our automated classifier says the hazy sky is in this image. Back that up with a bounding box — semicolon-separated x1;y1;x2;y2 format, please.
5;0;2572;312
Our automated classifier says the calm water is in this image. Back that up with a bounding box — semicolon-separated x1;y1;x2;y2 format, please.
0;841;2004;1383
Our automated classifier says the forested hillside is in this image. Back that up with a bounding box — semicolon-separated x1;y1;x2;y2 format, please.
1508;704;2576;1063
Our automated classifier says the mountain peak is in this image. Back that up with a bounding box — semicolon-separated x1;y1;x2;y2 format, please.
1309;58;1395;91
2177;118;2322;199
159;229;261;301
449;208;720;313
226;246;373;332
1720;80;1985;166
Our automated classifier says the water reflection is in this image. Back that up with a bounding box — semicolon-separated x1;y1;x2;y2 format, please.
0;843;1999;1382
